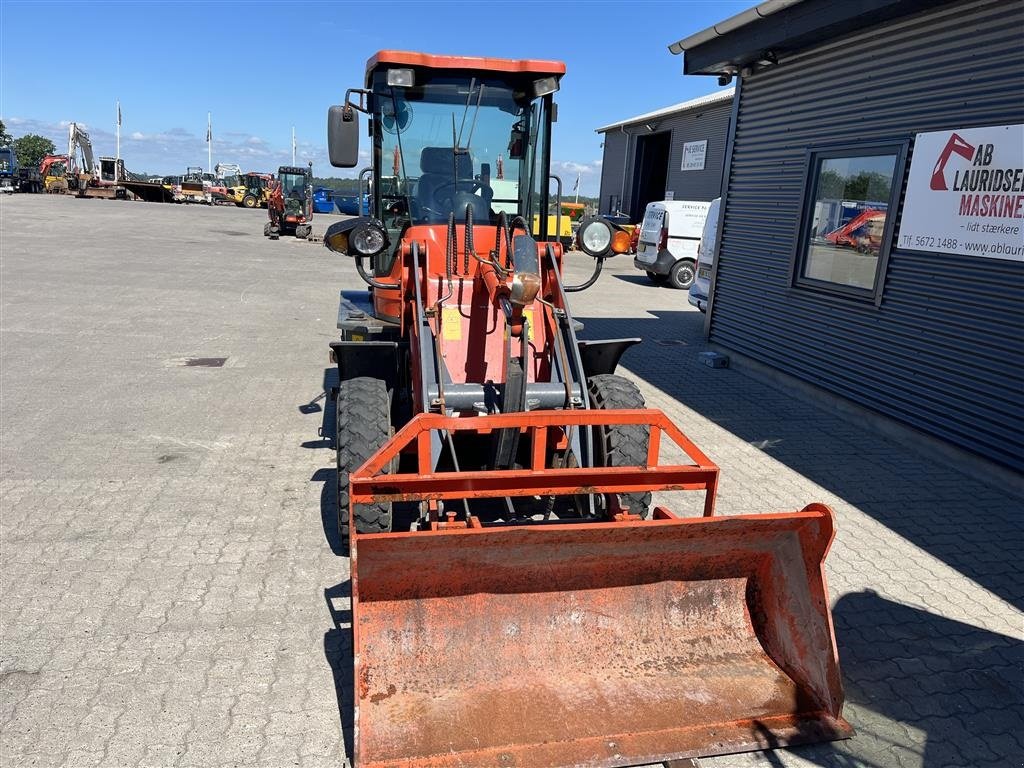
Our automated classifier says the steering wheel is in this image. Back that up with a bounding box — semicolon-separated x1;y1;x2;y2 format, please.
432;179;486;211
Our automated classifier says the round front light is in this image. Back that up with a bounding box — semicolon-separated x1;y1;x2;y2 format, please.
351;222;386;256
577;217;613;257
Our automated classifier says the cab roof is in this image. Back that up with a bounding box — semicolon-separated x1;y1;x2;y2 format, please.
365;50;565;85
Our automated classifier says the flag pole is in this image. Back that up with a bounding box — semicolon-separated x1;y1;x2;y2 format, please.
116;100;121;181
292;127;296;165
207;112;212;174
575;172;581;204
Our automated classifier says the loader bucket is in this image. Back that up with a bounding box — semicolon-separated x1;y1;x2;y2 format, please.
351;504;852;768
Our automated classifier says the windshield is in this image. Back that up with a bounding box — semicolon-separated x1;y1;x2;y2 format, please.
281;172;306;197
371;73;551;236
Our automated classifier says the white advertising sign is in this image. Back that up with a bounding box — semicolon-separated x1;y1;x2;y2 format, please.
898;123;1024;261
681;140;707;172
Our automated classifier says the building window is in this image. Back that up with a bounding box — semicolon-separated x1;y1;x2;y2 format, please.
794;143;907;299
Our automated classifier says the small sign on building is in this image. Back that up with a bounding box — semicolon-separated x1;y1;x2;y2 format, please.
899;123;1024;261
681;140;708;171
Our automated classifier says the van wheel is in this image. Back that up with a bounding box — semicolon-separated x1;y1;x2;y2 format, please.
646;271;669;285
669;259;696;290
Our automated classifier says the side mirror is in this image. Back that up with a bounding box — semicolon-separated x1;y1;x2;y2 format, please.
328;105;359;168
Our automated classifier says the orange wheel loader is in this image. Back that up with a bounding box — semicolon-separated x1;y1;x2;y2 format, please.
322;50;853;768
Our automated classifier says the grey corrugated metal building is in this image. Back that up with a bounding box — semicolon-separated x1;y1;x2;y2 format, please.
672;0;1024;473
596;89;734;220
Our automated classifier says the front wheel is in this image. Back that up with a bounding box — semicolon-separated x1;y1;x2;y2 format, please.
588;374;651;519
336;377;393;542
242;194;257;208
668;259;696;290
295;224;311;239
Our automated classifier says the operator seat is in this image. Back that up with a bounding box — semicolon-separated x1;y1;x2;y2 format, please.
416;147;476;223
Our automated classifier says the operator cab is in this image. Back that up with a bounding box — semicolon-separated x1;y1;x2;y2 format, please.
278;166;310;211
328;51;564;274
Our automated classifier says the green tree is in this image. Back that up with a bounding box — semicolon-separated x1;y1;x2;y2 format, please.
14;134;57;170
0;120;12;147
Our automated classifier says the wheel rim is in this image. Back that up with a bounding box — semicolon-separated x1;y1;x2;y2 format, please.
672;263;695;289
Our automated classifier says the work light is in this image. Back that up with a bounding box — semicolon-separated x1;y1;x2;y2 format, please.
577;217;614;257
351;221;387;257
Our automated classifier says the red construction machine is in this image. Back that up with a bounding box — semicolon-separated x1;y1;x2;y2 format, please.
824;208;887;253
323;50;851;768
266;163;313;239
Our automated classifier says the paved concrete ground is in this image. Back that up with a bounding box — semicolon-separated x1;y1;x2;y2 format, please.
1;194;1020;768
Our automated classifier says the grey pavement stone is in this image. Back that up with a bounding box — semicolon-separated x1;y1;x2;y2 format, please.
1;195;1021;768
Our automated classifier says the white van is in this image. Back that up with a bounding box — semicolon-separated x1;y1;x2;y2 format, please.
688;197;721;312
633;199;712;289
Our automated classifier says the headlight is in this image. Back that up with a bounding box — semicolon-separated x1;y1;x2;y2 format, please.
351;221;387;256
577;217;614;257
324;217;388;257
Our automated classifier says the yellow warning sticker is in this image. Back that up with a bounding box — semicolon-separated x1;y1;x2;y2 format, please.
350;333;364;342
505;309;537;342
441;307;462;341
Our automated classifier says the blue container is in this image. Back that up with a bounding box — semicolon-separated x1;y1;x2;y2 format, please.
313;187;335;214
334;193;370;216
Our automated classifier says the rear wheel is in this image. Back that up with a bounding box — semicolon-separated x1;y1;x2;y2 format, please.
646;270;669;285
295;224;311;239
588;374;651;519
242;194;257;208
668;259;696;290
336;377;393;541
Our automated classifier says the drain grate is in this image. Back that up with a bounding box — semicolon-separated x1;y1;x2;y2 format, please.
183;357;227;367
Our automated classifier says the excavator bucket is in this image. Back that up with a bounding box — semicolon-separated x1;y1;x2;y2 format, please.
347;413;851;768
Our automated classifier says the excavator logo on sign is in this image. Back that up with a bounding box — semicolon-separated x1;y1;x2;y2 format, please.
930;133;976;190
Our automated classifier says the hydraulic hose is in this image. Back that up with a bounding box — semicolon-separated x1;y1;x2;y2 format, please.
355;256;395;291
463;205;474;274
563;256;606;292
446;212;456;281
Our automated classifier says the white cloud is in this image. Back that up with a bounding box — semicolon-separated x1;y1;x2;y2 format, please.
551;159;603;196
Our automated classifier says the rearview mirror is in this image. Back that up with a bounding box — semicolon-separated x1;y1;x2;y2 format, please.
328;105;359;168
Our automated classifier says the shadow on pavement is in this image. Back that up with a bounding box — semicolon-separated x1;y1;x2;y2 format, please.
323;580;355;763
312;467;344;556
611;273;672;288
577;310;1023;612
789;590;1023;767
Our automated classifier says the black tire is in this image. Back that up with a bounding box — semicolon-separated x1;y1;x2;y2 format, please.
336;377;393;540
242;194;257;209
646;270;669;285
263;222;271;237
587;374;651;519
295;224;310;239
668;259;696;290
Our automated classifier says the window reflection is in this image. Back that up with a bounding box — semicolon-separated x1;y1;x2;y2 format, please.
803;154;897;290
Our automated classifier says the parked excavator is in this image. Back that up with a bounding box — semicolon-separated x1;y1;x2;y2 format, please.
265;163;313;239
323;50;851;768
40;154;70;193
60;123;126;198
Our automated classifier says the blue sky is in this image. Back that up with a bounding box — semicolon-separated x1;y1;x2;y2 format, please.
0;0;749;194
